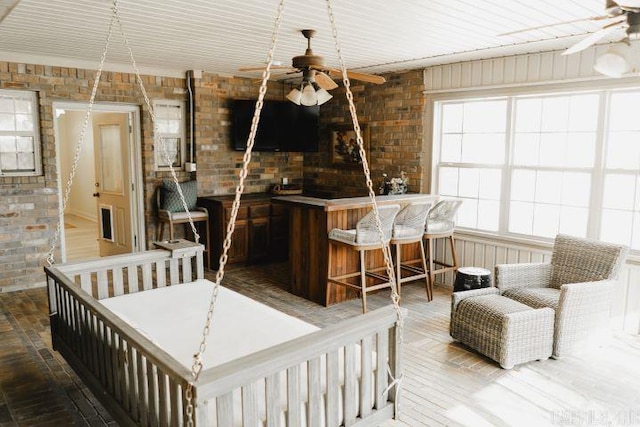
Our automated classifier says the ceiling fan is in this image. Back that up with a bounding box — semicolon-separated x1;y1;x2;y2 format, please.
562;0;640;55
501;1;640;56
239;29;386;106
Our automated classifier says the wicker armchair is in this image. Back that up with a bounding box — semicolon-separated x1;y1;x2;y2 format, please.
496;234;629;357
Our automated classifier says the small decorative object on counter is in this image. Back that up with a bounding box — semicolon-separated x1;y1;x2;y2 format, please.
380;171;408;195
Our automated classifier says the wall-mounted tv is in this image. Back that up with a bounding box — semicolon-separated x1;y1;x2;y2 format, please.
232;99;319;152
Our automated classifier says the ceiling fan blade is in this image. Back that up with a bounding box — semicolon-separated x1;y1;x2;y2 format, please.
238;65;295;72
315;72;338;90
561;20;625;55
498;15;611;37
324;67;386;84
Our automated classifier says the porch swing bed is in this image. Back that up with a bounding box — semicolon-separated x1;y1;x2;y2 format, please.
45;243;402;426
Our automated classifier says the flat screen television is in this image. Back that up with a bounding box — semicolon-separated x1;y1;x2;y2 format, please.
232;99;319;152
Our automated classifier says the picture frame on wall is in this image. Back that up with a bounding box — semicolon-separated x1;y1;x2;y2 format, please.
330;124;370;167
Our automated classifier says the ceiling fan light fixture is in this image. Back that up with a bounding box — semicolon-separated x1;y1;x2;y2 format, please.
594;44;631;78
286;88;302;105
316;87;333;105
299;83;317;106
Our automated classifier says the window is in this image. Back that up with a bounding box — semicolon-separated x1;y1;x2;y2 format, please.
153;100;186;170
433;87;640;251
0;90;41;176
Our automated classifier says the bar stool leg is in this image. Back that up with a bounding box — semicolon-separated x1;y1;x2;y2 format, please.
449;235;459;273
359;249;367;314
394;243;402;296
418;238;429;298
426;237;435;301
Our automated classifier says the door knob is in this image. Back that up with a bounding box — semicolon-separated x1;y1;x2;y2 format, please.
93;192;100;197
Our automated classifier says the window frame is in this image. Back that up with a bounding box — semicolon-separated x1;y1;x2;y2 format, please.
152;99;187;172
430;81;640;251
0;89;42;177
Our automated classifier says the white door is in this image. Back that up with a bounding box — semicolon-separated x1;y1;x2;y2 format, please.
92;113;133;256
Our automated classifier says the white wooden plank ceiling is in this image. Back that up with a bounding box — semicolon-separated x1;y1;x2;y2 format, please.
0;0;624;78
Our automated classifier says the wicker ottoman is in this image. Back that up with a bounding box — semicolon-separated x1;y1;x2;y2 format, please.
450;291;554;369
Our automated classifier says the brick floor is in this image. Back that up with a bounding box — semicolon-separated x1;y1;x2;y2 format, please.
1;263;639;426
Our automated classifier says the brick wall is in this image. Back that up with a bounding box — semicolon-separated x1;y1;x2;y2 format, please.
0;61;302;291
303;70;427;197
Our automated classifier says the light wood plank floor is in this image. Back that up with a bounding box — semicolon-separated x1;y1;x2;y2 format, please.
63;213;99;262
0;262;639;426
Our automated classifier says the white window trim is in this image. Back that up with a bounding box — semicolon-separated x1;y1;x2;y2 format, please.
152;99;186;171
0;89;41;176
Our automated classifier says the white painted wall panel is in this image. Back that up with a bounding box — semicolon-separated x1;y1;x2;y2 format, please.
424;43;640;93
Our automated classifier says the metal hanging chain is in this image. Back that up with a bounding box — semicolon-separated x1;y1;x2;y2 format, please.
325;0;403;326
326;0;406;414
110;0;200;243
183;1;287;424
46;8;117;267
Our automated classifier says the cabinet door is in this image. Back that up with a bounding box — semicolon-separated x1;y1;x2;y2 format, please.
249;217;270;263
227;219;249;264
270;212;289;261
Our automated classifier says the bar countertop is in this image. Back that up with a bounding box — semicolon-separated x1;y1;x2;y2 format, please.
272;193;439;212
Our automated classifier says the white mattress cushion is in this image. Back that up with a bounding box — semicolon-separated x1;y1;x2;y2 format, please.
100;279;319;370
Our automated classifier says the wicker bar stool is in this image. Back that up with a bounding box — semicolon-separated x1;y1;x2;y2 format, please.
390;201;432;296
423;199;463;300
327;204;401;313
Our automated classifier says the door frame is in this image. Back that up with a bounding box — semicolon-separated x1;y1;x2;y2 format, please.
53;101;146;263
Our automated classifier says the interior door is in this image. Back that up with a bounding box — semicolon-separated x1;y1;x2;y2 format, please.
92;113;133;256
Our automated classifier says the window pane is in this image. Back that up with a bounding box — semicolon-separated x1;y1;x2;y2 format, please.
600;209;633;245
442;103;463;133
559;206;588;237
17;152;35;170
511;169;536;202
479;169;501;200
440;134;462;162
457;198;478;228
566;133;595;167
463;100;507;132
0;113;15;131
533;204;560;238
458;168;479;198
0;97;14;113
513;133;539;166
632;215;640;250
568;94;599;132
438;167;458;196
606;131;640;170
541;97;570;132
561;172;591;207
477;199;499;231
0;136;16;152
461;133;504;164
509;201;534;235
16;136;33;152
13;99;32;114
602;174;635;210
538;133;565;167
609;92;640;131
514;98;541;132
535;171;562;204
1;153;17;170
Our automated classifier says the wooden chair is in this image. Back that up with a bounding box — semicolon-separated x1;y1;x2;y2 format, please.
390;201;432;296
156;184;210;268
327;204;401;313
423;199;463;300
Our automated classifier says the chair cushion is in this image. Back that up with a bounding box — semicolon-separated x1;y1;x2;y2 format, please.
166;210;207;221
393;224;423;239
502;287;560;311
162;180;197;212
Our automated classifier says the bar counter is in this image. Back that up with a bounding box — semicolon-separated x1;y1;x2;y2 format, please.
272;194;439;306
